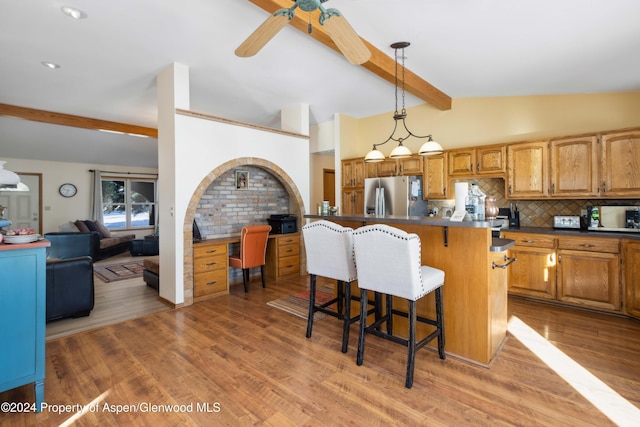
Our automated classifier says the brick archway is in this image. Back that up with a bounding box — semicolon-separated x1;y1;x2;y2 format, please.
181;157;306;306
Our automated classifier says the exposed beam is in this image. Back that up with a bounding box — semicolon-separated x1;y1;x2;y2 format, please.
0;103;158;138
247;0;452;111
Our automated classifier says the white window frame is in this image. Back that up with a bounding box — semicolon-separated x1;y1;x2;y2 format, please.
101;177;157;230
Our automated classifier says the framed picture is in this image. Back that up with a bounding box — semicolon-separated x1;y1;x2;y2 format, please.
235;170;249;190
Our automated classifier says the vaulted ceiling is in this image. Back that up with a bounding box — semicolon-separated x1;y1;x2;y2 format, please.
1;0;639;167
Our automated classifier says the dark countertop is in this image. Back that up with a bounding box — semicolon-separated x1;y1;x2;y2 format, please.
304;214;506;229
501;226;640;240
490;238;516;252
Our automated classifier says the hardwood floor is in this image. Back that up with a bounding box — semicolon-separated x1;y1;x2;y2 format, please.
45;253;170;340
2;274;640;426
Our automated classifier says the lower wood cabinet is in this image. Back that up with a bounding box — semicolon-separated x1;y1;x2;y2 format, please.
265;233;300;282
623;240;640;319
503;232;622;313
193;241;229;301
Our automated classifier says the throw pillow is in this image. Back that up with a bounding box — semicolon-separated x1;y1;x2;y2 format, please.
59;221;80;232
75;220;91;233
83;220;101;234
94;220;112;238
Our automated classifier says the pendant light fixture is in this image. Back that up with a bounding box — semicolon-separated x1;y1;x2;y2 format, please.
0;161;20;187
364;42;443;163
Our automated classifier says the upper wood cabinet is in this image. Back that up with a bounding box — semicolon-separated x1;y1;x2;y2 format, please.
506;141;549;199
342;158;365;188
549;135;599;198
448;146;505;177
376;159;398;177
601;129;640;197
375;155;424;177
423;153;448;199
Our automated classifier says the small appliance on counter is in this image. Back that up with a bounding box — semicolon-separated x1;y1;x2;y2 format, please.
553;215;581;229
588;205;640;233
267;214;297;234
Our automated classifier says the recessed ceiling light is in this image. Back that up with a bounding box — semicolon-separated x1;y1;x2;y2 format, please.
61;6;87;19
41;61;61;69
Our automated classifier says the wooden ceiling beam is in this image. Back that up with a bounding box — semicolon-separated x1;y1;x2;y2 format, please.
0;103;158;138
247;0;452;111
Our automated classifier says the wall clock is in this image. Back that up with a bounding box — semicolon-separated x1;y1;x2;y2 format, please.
59;183;77;198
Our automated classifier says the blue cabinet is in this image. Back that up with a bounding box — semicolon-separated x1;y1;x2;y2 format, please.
0;242;48;411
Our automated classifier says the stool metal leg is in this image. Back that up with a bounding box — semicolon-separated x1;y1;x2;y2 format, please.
406;299;417;388
341;280;352;353
435;287;446;359
356;288;368;366
306;274;317;339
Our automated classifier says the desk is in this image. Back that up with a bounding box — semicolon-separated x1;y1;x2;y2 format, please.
193;232;300;302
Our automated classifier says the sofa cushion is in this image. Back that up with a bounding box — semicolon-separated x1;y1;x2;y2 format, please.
59;221;80;232
143;256;160;275
83;220;101;234
75;220;91;233
93;221;112;238
99;234;135;250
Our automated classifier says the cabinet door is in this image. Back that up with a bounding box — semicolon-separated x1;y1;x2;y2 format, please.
506;141;549;199
342;160;354;188
476;146;506;175
623;240;640;319
557;250;620;311
376;159;398;177
507;246;556;299
601;129;640;197
341;188;364;215
399;155;423;176
549;135;599;198
423;154;448;199
352;160;365;187
448;149;475;176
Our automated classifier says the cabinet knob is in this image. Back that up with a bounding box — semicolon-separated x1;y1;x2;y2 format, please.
476;163;480;172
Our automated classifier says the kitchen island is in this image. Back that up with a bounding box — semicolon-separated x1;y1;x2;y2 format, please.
304;214;515;366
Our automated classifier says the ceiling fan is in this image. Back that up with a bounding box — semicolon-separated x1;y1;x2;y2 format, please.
235;0;371;65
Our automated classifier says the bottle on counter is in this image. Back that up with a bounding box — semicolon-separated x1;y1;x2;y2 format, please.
465;183;486;220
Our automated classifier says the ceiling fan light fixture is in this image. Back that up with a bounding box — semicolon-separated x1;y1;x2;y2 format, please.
364;41;441;163
418;136;444;156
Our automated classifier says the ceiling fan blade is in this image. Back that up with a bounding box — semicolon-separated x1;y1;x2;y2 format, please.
323;15;371;65
235;14;290;57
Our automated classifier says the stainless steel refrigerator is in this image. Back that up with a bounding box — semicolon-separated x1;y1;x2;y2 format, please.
364;176;428;217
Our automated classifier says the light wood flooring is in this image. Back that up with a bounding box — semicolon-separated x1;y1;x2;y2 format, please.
45;253;170;341
2;274;640;426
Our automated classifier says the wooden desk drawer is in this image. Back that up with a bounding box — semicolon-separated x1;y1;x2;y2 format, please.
278;243;299;257
194;253;227;273
194;243;228;259
278;255;300;276
503;232;556;248
194;270;228;297
277;235;299;247
557;237;620;253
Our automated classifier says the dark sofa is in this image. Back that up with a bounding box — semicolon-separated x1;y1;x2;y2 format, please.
66;220;135;260
44;232;96;322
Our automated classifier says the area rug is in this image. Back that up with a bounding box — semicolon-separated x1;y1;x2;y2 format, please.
267;287;335;321
94;261;144;283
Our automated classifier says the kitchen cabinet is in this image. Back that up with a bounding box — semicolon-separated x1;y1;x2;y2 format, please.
448;145;505;177
506;140;549;199
556;236;620;311
503;232;556;300
376;159;398;177
374;155;423;177
342;158;366;188
423;153;448;199
265;233;300;282
549;135;599;198
342;188;364;215
600;129;640;197
0;241;49;411
623;240;640;319
193;241;229;301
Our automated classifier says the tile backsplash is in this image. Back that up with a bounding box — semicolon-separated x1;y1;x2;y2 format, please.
428;178;640;227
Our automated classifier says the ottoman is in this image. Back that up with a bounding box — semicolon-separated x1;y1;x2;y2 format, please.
143;256;160;290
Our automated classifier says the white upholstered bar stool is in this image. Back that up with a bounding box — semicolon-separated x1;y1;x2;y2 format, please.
302;220;359;353
352;224;445;388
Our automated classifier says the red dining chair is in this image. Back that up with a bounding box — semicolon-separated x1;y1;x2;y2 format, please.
228;225;272;292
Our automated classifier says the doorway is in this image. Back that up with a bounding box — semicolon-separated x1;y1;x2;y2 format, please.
0;172;42;234
323;168;335;205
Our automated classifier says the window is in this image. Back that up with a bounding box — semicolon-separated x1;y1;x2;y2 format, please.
101;178;156;230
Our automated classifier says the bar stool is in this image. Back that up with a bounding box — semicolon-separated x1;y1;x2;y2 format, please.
302;220;360;353
352;224;445;388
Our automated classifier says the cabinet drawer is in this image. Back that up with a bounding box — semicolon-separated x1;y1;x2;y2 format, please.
279;243;299;257
278;255;300;276
277;235;299;247
194;270;228;297
194;243;228;259
503;232;556;248
194;253;227;273
557;237;620;253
